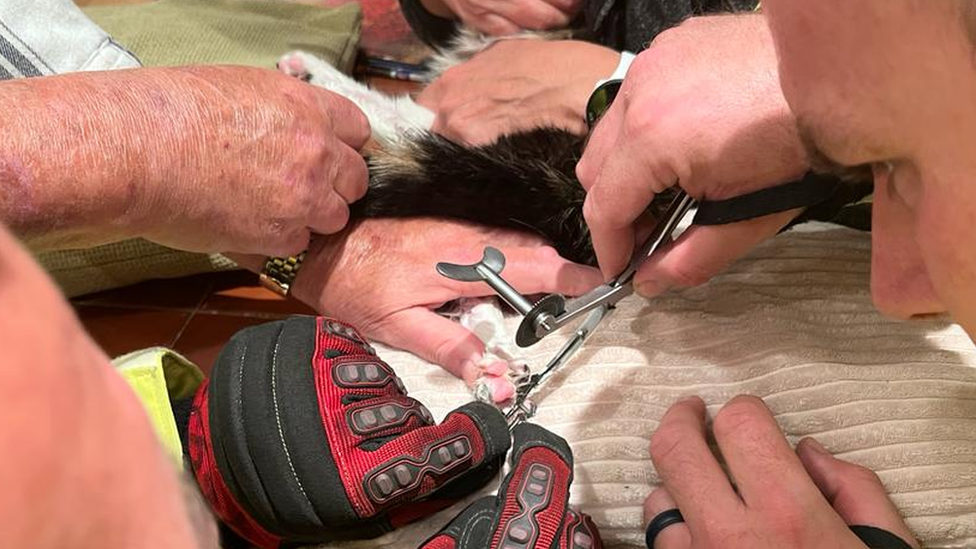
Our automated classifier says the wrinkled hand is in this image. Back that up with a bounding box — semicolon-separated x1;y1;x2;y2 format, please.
420;423;603;549
418;39;619;145
577;15;810;295
188;316;512;548
289;217;602;399
643;396;918;549
422;0;583;35
134;66;370;256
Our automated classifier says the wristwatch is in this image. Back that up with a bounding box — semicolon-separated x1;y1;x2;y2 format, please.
586;51;635;129
258;252;306;297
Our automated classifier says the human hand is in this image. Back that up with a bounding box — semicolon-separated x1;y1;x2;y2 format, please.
187;316;512;548
643;396;918;549
0;225;211;548
288;217;602;401
422;0;583;35
417;39;619;145
419;423;603;549
577;15;810;294
132;66;370;256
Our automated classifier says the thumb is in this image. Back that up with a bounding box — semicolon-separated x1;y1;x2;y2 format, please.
375;307;515;400
797;437;919;549
633;209;798;298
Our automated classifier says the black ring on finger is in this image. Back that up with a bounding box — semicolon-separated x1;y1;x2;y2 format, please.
849;525;914;549
645;509;685;549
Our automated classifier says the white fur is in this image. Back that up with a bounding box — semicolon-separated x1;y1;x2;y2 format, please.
457;298;530;402
278;51;434;146
277;51;530;400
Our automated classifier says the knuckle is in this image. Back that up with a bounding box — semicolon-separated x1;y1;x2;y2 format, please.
582;192;615;230
662;258;713;288
712;396;767;439
326;202;350;233
534;245;560;262
623;106;659;138
763;506;810;544
430;337;459;370
842;460;884;486
649;425;688;466
649;25;683;49
349;162;370;201
575;156;594;186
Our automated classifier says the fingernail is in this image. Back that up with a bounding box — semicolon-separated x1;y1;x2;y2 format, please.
801;437;829;455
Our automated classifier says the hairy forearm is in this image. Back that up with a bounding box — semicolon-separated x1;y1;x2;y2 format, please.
0;67;230;251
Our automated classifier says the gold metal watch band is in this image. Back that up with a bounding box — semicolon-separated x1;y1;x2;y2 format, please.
258;252;306;296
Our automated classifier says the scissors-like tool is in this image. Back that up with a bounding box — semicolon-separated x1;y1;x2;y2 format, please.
437;190;696;426
434;68;854;425
435;167;850;426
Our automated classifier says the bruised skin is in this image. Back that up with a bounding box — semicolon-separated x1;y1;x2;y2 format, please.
0;66;369;256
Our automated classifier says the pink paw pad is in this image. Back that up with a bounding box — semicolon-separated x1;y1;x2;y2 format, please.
277;54;310;81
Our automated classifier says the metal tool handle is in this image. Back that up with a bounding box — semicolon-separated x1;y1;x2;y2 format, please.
516;190;696;346
615;190;696;285
506;306;608;427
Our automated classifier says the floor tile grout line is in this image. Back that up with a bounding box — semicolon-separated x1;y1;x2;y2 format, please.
169;280;215;348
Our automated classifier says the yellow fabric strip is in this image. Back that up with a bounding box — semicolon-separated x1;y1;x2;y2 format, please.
113;347;205;468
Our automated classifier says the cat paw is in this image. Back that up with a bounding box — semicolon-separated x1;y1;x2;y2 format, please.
470;358;516;404
277;52;310;81
457;297;529;404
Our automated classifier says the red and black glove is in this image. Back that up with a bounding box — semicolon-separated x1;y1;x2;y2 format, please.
184;316;511;548
419;423;603;549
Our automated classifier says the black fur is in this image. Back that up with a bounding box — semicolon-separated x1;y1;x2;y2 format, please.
354;128;675;266
353;126;870;267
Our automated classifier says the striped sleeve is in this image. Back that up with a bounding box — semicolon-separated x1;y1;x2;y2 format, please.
0;0;140;81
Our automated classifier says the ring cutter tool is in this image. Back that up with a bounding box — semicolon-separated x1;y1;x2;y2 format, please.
438;190;696;425
434;168;848;426
432;70;846;424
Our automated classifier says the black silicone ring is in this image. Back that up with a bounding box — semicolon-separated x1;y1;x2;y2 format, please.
849;525;915;549
644;509;685;549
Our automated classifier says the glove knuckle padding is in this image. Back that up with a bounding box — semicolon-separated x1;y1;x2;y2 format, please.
421;424;603;549
189;316;510;548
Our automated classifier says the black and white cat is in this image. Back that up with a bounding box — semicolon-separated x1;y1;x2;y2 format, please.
275;37;869;401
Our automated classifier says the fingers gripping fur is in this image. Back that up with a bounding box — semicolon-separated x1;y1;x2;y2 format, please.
278;51;434;146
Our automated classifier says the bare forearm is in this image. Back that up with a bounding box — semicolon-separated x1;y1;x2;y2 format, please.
0;225;205;548
0;67;245;251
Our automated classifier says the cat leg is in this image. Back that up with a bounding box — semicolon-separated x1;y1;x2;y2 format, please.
278;50;434;146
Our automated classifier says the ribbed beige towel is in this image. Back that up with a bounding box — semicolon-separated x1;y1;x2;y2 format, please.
321;225;976;549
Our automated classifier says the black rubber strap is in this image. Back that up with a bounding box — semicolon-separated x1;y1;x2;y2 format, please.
693;172;842;226
644;509;685;549
850;525;915;549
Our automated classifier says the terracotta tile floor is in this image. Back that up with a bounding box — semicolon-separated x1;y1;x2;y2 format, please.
73;272;316;373
70;0;426;375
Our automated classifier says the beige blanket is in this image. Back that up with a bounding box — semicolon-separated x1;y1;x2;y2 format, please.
325;224;976;549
